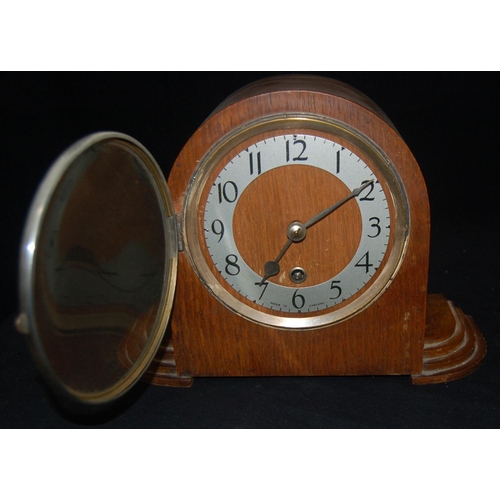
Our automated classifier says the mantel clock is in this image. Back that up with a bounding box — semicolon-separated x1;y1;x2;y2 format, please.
16;75;486;405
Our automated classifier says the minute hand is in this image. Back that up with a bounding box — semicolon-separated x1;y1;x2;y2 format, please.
303;180;374;229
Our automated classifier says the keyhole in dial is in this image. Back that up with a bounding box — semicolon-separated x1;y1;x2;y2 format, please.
290;267;307;284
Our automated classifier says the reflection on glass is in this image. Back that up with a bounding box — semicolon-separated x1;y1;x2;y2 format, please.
34;140;167;396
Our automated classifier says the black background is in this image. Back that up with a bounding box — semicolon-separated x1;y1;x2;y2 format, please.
1;72;499;428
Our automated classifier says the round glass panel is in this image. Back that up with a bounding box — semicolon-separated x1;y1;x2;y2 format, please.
19;133;176;405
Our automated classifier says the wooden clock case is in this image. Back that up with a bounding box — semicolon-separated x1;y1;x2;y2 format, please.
137;75;486;387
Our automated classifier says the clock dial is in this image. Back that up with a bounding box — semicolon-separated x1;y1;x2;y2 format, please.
204;133;390;312
184;115;409;329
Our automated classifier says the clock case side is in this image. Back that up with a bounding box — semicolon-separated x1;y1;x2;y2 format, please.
156;76;484;383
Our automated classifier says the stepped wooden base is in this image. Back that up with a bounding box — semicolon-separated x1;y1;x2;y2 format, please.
412;294;486;384
140;339;193;387
118;314;193;388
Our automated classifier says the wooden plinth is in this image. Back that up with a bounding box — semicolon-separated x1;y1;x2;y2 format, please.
118;319;192;388
140;337;193;387
138;294;485;387
411;294;486;384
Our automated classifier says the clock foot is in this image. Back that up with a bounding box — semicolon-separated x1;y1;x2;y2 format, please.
118;315;193;388
140;338;193;387
412;294;486;385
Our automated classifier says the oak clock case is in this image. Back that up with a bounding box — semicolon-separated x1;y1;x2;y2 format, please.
16;76;486;407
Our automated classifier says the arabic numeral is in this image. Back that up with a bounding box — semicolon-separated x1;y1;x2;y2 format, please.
292;289;305;310
286;137;308;162
330;280;342;300
217;181;238;203
334;147;345;174
359;180;375;201
254;281;269;300
211;219;224;242
355;251;373;273
368;217;381;238
225;254;240;276
249;151;262;176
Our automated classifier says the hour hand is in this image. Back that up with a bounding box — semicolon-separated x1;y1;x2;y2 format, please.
259;222;306;284
261;260;281;284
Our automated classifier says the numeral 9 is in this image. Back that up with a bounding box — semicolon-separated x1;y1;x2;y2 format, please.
211;219;224;242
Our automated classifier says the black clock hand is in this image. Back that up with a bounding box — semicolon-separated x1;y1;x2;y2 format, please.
259;180;374;285
260;239;293;285
260;221;306;284
304;179;374;229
